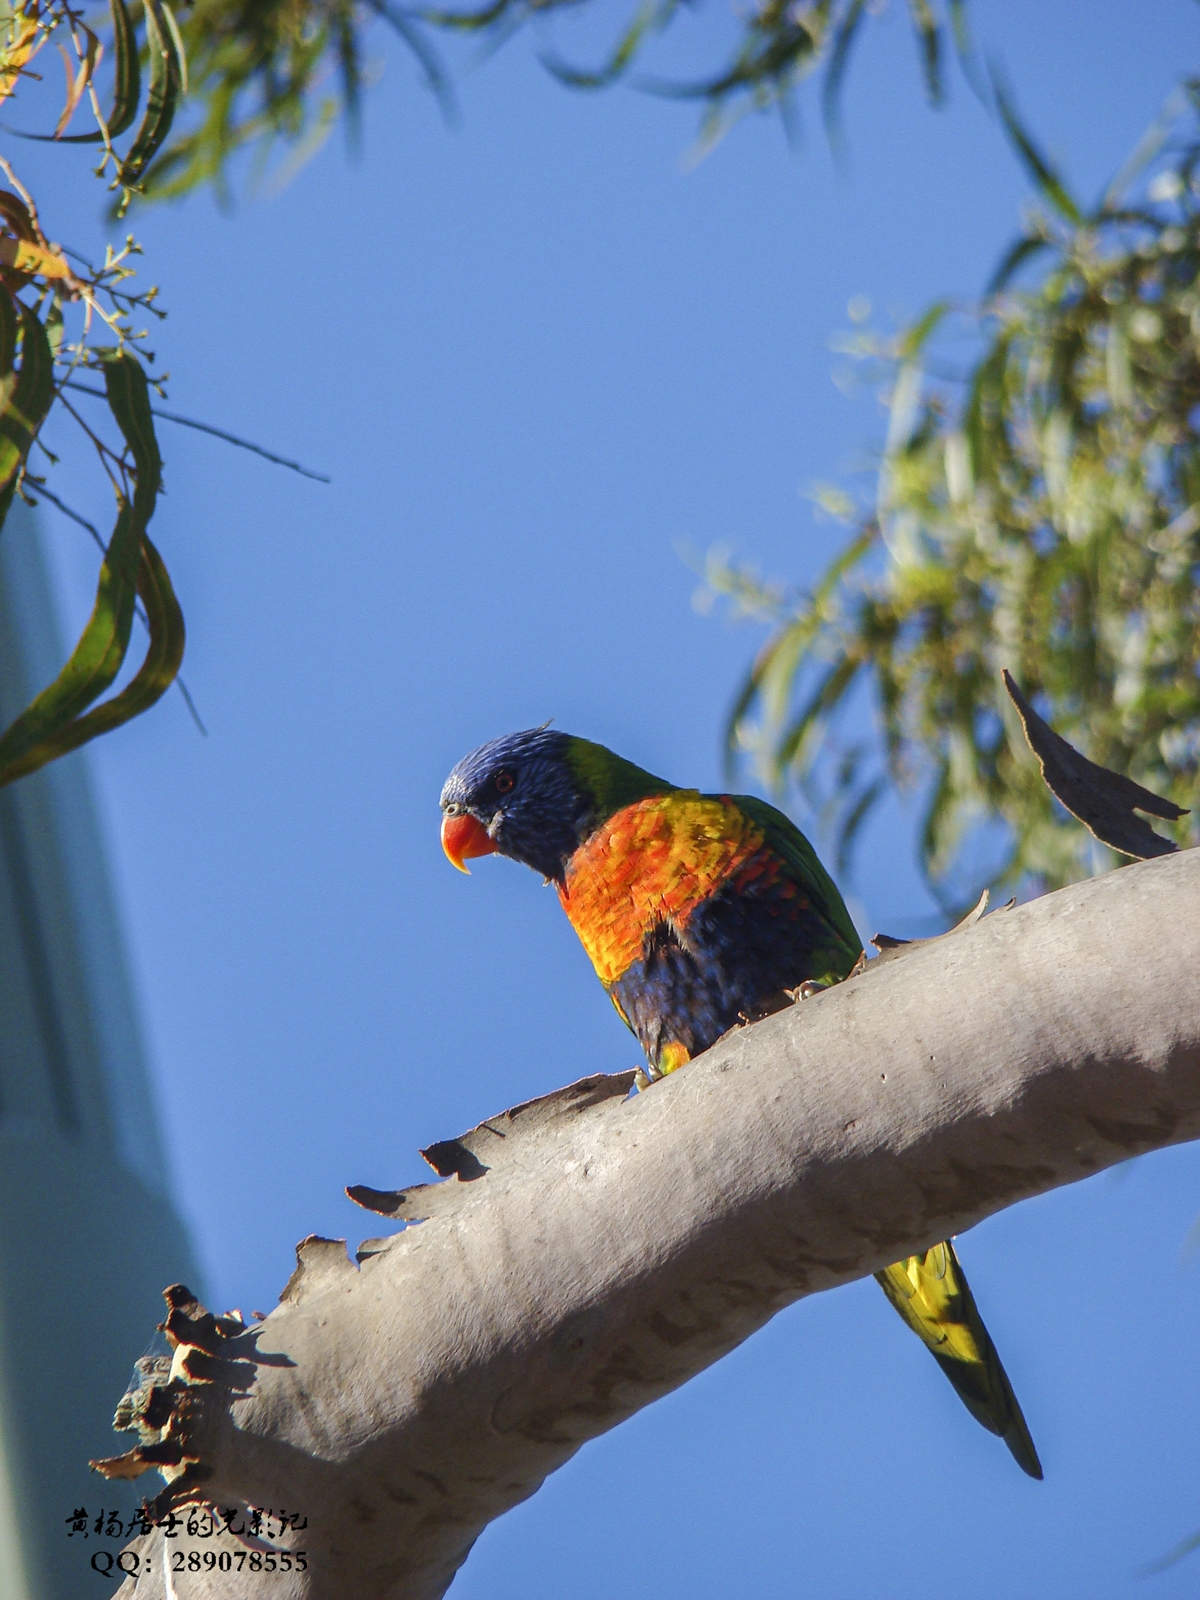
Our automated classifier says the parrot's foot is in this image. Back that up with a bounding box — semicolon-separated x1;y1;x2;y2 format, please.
736;989;796;1026
736;983;827;1027
793;980;828;1001
633;1066;653;1092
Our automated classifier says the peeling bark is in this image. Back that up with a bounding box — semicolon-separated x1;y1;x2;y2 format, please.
100;851;1200;1600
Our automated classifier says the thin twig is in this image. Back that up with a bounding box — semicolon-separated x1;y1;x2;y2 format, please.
31;477;106;552
63;381;332;482
0;150;44;236
29;483;208;737
56;387;127;489
172;674;208;736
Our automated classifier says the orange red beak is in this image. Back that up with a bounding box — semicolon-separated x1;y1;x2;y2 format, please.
441;811;499;874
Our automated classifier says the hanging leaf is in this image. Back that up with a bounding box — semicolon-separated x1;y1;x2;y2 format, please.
991;74;1083;225
100;344;162;500
907;0;944;105
145;0;976;203
118;0;185;188
821;0;867;144
540;0;675;92
52;0;142;143
0;301;54;527
0;496;142;781
0;190;36;239
0;532;186;783
0;350;183;787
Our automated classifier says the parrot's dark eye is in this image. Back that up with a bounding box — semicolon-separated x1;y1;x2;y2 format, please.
494;770;515;795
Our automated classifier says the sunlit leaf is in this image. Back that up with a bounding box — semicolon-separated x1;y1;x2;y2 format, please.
0;193;71;285
52;31;99;139
0;235;72;278
0;4;46;107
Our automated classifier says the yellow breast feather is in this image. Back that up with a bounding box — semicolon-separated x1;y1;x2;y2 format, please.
556;793;763;986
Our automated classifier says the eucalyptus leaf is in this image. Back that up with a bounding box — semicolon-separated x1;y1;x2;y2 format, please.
0;303;54;527
0;350;174;787
119;0;184;188
39;0;141;143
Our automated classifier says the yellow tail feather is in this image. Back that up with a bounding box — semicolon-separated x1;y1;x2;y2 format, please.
875;1240;1043;1479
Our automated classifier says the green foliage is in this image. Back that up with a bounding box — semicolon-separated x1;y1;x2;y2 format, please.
142;0;971;200
0;0;185;782
710;85;1200;907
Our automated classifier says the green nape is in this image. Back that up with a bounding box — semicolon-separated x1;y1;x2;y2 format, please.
875;1241;1043;1480
564;736;673;822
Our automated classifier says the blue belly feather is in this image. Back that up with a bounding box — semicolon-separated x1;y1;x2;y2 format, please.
610;872;841;1073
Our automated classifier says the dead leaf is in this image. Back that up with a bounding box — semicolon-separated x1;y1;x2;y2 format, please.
1003;669;1186;859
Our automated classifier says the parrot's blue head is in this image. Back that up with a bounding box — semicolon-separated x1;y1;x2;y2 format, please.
439;727;594;881
439;726;672;882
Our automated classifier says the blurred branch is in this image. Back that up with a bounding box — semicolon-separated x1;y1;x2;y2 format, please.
137;0;978;201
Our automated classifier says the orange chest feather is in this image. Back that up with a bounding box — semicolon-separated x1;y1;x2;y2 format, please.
556;793;763;986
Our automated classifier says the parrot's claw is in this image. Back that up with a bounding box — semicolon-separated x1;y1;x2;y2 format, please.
736;990;797;1028
794;980;827;1001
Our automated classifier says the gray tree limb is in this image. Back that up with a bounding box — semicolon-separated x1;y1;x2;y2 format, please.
105;850;1200;1600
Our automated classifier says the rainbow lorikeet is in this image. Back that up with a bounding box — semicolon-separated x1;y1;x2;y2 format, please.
440;727;1042;1479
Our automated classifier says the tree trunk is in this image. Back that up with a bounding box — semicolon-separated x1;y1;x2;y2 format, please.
104;850;1200;1600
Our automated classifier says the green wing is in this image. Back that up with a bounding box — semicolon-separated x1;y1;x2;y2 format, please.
724;792;863;976
876;1242;1043;1479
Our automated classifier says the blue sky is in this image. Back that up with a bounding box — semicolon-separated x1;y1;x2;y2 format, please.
25;1;1200;1594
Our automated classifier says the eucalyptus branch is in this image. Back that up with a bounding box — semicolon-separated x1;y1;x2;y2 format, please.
96;851;1200;1600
